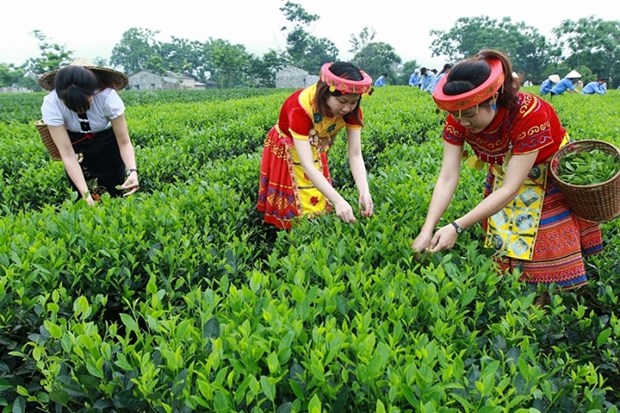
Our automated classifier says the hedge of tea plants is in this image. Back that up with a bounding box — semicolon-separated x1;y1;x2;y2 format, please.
0;87;619;412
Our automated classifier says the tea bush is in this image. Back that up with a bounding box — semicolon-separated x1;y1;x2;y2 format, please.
1;88;619;412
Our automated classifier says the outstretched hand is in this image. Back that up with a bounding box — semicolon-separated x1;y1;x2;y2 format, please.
412;224;458;254
412;231;433;253
428;224;459;252
334;199;356;223
119;173;140;196
411;224;458;254
358;192;374;217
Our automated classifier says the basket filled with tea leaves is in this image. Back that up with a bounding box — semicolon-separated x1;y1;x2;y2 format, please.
550;139;620;222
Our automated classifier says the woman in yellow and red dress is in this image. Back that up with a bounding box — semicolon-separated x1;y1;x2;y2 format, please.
412;49;603;290
257;62;374;230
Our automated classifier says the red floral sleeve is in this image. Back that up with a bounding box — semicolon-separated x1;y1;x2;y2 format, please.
511;95;557;159
442;115;466;146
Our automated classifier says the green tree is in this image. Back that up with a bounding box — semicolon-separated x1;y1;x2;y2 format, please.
352;42;402;83
553;16;620;85
157;36;209;80
429;16;554;82
349;27;377;56
279;1;339;73
0;63;29;88
298;36;339;74
206;39;253;88
249;50;287;88
110;28;286;88
23;30;74;82
110;28;160;74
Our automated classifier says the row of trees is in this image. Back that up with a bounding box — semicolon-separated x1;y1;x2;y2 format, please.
1;2;619;89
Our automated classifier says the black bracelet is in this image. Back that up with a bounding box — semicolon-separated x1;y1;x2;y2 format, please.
451;221;463;235
127;168;138;175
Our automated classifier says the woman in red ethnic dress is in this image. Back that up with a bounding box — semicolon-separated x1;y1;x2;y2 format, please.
412;49;603;289
257;62;374;230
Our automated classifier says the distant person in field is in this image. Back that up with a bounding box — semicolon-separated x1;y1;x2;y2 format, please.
419;67;434;92
582;78;608;95
412;49;603;298
40;59;139;205
408;71;420;87
257;61;374;229
550;70;582;96
539;74;560;96
374;73;387;87
427;63;452;94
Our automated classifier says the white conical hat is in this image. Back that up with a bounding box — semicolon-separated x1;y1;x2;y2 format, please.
548;74;561;83
565;70;581;79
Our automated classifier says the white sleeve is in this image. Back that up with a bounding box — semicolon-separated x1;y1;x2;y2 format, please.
104;89;126;120
41;92;66;126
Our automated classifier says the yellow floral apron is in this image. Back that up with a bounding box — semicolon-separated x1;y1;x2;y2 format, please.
289;140;330;216
481;136;569;261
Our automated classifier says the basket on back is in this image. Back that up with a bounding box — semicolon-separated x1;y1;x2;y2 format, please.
35;120;61;161
549;139;620;223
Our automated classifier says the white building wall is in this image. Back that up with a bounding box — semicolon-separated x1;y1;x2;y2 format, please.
276;66;319;88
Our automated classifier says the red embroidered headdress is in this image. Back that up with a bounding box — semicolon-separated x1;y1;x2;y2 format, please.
432;58;505;112
319;62;373;95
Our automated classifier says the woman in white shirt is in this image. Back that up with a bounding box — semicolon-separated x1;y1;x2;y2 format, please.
40;60;139;205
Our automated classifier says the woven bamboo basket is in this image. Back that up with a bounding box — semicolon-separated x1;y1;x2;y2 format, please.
549;139;620;223
34;120;61;161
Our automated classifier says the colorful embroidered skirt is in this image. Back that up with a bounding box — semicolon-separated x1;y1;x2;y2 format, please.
257;127;331;229
484;172;603;288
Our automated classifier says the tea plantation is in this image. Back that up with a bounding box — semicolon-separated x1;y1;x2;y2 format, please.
0;87;619;412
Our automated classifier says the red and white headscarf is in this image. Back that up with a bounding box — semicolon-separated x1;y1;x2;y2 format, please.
432;58;505;112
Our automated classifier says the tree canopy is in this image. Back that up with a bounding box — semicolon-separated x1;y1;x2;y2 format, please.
553;16;620;80
2;9;619;89
429;16;554;82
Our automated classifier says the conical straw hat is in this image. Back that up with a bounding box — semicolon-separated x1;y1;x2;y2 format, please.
38;57;128;91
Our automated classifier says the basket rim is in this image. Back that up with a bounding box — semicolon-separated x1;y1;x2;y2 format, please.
550;139;620;189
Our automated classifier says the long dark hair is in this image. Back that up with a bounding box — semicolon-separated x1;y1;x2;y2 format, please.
54;66;99;113
315;62;365;124
442;49;518;109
